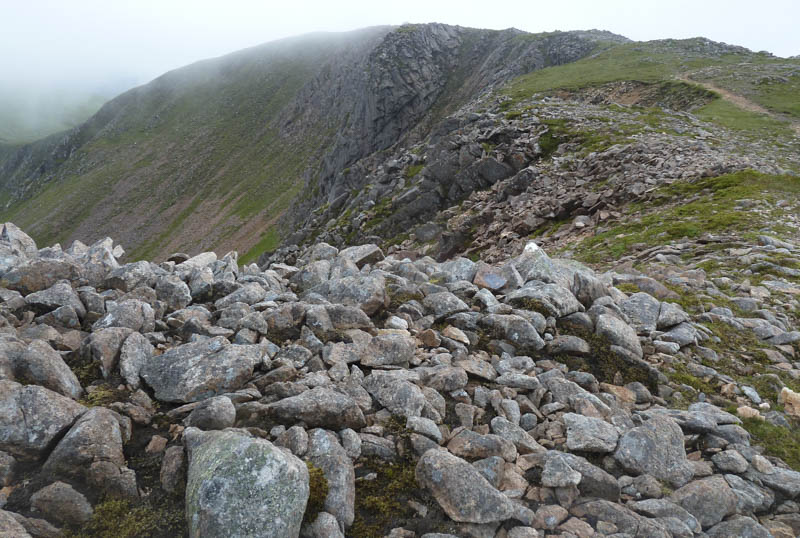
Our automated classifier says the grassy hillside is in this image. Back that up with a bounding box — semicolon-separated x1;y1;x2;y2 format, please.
503;38;798;144
0;31;372;263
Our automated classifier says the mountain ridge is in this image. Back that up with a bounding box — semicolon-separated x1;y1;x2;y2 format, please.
0;24;627;262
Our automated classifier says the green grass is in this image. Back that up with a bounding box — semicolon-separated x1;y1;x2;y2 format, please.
753;74;800;118
695;98;794;137
504;40;755;102
741;417;800;471
240;227;281;265
0;35;336;259
573;170;800;264
405;163;424;179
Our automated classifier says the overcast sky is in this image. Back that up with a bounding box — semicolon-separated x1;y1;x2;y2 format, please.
2;0;799;97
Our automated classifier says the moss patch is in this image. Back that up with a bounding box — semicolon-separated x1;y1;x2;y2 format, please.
556;329;657;390
303;461;329;526
351;456;451;537
63;499;186;538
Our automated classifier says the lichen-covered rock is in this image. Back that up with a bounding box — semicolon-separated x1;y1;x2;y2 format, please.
614;415;693;487
363;371;426;418
183;396;236;430
82;326;134;379
24;280;87;318
140;337;261;403
118;332;153;389
265;387;366;430
595;314;643;359
1;258;84;295
14;339;82;399
416;448;533;524
307;429;355;528
184;428;309;538
564;413;619;453
92;299;155;333
0;380;86;460
670;475;738;529
43;407;126;481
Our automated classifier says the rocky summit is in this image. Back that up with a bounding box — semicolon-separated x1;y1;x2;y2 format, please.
1;21;800;538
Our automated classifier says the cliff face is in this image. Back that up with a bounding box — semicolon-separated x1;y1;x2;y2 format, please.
0;24;624;261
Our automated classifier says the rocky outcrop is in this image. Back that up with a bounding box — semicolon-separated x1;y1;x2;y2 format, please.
1;221;798;536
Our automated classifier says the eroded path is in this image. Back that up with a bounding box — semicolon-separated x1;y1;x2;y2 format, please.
678;73;800;135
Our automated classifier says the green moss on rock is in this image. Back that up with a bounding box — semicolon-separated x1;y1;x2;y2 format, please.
303;461;329;526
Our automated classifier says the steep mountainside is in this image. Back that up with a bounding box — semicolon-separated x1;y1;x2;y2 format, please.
0;24;625;263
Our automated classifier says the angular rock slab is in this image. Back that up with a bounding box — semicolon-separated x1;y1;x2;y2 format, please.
0;380;86;460
670;475;737;530
265;387;366;430
15;339;83;399
614;415;693;487
43;407;126;480
185;428;309;538
416;448;533;524
140;337;261;403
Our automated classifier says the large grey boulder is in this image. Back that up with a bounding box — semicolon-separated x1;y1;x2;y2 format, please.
184;396;236;430
43;407;126;478
25;280;86;318
14;340;82;399
118;332;153;389
338;244;384;268
706;517;773;538
83;327;134;378
614;415;693;487
1;258;84;295
360;332;416;368
670;475;738;529
507;283;583;318
140;337;261;403
43;406;137;499
447;429;518;462
104;261;155;292
1;222;37;257
92;299;155;333
363;372;425;418
619;292;660;334
423;292;469;320
184;428;309;538
155;274;192;311
215;283;267;309
564;413;619;453
629;499;701;534
313;275;387;315
479;314;545;353
595;314;643;359
265;387;366;430
416;448;533;524
657;302;690;330
0;380;86;460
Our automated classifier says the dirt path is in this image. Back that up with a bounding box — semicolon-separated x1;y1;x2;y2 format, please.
677;73;800;136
